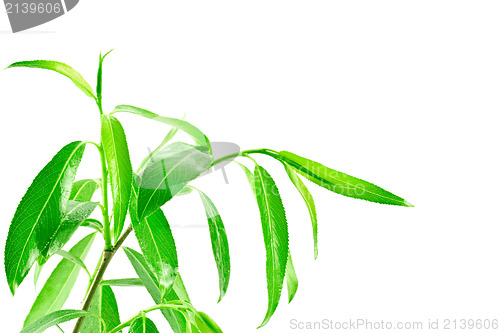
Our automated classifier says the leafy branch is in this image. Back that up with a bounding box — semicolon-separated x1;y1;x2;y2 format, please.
4;54;412;333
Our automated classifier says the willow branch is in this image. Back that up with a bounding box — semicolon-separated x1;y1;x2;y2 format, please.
71;224;133;333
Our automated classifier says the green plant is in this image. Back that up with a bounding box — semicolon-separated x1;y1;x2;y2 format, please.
3;53;412;333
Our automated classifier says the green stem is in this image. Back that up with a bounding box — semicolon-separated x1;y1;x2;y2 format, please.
97;143;112;250
108;303;191;333
211;148;278;166
72;224;134;333
83;251;104;301
242;153;259;166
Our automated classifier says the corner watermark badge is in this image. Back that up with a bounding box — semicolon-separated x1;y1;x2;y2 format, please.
4;0;78;33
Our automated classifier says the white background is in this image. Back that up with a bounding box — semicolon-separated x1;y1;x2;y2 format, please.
1;1;500;332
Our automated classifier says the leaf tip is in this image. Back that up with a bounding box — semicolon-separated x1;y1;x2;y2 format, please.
257;309;277;329
403;200;414;207
257;319;269;329
217;290;226;304
5;62;17;69
9;282;16;296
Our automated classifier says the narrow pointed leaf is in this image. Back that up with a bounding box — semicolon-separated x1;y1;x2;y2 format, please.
81;219;103;233
21;310;92;333
56;250;90;279
8;60;95;98
177;186;194;196
285;252;298;303
101;285;121;331
194;188;230;302
138;120;182;173
101;278;144;287
40;200;98;264
253;165;289;328
112;105;211;149
70;179;100;202
81;280;120;332
278;151;412;207
123;247;188;333
24;233;96;327
101;114;133;242
96;50;113;103
135;142;212;220
284;164;318;258
122;247;163;298
234;161;255;196
194;312;223;333
129;317;160;333
168;274;191;303
4;141;86;294
81;284;121;332
130;182;178;299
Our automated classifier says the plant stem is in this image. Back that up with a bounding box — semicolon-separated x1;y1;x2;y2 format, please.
211;148;278;166
96;52;108;247
71;224;134;333
83;251;103;301
97;143;112;251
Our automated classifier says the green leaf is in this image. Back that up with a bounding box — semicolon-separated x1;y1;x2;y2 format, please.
123;247;188;333
138;116;183;173
70;179;100;202
21;310;92;333
168;273;191;303
101;114;133;242
177;186;194;196
135;142;212;220
23;233;96;327
234;161;255;195
101;285;121;331
193;188;230;302
130;184;178;299
7;60;95;98
112;105;211;150
82;285;121;332
284;164;318;258
56;250;91;279
39;200;98;264
122;247;162;298
101;278;144;287
253;165;289;328
129;317;160;333
96;50;113;104
285;252;298;303
4;141;86;294
81;284;121;332
278;151;413;207
194;312;223;333
81;219;103;233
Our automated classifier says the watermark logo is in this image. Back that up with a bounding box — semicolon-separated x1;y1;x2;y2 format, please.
203;141;241;184
139;141;241;229
4;0;78;33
